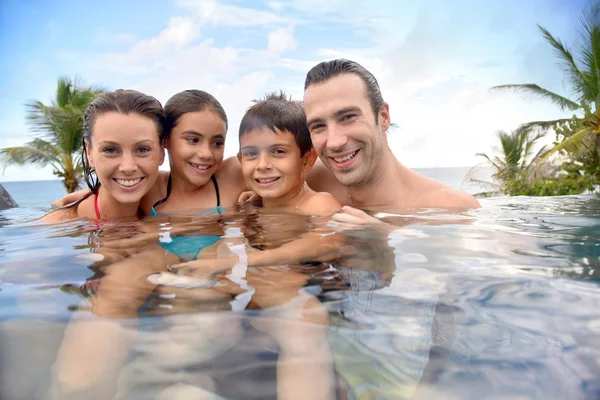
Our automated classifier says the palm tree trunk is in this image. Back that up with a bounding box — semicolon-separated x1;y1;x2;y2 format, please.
62;171;81;193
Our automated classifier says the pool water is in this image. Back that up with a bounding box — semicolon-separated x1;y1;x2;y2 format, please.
0;196;599;399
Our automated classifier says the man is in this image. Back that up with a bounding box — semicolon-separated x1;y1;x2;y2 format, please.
304;58;480;225
302;58;471;399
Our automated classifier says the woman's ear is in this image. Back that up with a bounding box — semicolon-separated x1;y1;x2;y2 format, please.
302;149;318;173
159;146;166;166
84;141;94;169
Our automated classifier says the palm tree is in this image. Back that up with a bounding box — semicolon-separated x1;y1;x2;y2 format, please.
0;77;104;193
492;1;600;170
466;129;547;196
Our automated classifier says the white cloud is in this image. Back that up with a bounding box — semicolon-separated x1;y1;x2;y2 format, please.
267;1;286;12
177;0;293;27
267;26;297;54
129;16;201;57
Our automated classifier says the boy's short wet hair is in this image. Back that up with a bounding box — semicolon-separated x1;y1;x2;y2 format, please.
238;91;312;156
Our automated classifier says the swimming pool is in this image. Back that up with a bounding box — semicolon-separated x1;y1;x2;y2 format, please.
0;195;599;399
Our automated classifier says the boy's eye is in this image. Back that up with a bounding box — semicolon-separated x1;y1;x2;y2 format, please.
243;150;258;158
273;148;286;155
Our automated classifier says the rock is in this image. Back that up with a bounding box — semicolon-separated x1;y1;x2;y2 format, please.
0;184;17;209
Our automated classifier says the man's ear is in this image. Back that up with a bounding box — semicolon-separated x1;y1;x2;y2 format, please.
378;102;390;132
302;149;318;173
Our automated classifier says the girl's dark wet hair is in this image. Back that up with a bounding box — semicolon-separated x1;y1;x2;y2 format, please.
238;91;312;156
71;90;165;210
164;89;228;137
151;89;228;211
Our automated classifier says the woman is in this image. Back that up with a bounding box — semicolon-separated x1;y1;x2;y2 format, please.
43;89;166;222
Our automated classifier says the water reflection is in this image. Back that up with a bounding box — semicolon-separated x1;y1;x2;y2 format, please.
0;196;598;399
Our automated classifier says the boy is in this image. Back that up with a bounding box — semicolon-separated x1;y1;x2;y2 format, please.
237;91;341;215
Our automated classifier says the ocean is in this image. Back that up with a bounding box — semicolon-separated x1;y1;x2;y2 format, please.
0;166;483;209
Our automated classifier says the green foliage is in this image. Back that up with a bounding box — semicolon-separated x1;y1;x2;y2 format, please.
485;1;600;196
503;172;597;196
0;77;104;193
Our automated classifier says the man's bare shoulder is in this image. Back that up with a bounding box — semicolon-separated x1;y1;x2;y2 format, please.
422;187;481;209
408;170;480;209
306;159;337;192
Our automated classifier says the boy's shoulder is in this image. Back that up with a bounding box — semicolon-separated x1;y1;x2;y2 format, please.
299;191;342;216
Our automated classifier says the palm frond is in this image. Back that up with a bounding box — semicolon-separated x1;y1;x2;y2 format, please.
542;127;592;159
0;138;62;171
475;152;502;171
515;118;578;134
538;25;591;100
492;84;582;111
579;1;600;84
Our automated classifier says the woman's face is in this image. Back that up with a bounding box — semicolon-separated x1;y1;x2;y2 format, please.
86;112;164;204
166;110;227;187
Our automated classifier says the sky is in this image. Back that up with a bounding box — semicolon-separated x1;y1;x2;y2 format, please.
0;0;587;181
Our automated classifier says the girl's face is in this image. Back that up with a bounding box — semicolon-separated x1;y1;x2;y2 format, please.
166;110;227;187
86;112;164;204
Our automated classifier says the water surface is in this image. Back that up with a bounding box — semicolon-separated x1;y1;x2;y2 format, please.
0;195;599;399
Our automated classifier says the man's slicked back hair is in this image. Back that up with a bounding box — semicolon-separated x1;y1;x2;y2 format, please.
239;91;312;156
304;58;385;122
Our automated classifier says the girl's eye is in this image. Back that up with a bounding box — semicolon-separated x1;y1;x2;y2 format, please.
213;141;225;148
186;137;199;144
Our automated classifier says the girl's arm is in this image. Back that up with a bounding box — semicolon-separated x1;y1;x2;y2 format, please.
50;189;90;208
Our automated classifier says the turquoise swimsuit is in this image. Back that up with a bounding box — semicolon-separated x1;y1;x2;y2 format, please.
152;174;222;261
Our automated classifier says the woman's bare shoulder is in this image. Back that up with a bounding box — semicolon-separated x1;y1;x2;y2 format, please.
40;207;79;223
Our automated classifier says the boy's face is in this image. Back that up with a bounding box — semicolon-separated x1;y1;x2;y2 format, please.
238;127;315;204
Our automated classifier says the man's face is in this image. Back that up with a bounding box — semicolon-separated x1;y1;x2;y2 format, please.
304;73;390;189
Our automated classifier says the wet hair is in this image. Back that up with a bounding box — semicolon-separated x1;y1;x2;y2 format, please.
238;91;312;156
164;89;228;136
304;58;385;122
69;89;165;211
152;90;228;210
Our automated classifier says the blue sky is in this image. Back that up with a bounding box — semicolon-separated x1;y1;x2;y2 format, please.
0;0;586;181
